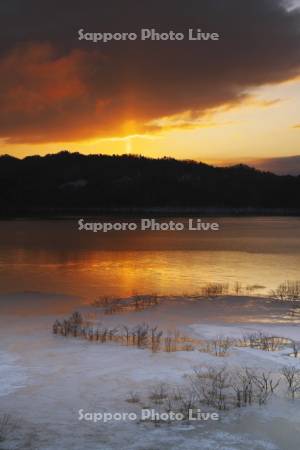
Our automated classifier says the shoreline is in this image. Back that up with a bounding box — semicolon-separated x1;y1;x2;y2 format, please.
1;206;300;219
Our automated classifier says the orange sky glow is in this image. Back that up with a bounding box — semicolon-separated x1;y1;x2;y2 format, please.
4;77;300;165
1;0;300;167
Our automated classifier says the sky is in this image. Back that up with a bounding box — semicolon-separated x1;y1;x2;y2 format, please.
0;0;300;172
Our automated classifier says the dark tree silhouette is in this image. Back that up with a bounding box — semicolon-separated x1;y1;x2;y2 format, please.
0;151;300;215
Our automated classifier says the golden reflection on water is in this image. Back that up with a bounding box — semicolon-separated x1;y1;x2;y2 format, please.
0;217;300;302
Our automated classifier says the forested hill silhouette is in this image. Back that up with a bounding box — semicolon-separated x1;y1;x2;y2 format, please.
1;151;300;215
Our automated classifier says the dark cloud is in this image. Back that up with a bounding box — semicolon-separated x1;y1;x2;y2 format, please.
0;0;300;143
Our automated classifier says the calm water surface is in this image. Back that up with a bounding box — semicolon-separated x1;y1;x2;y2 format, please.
0;217;299;302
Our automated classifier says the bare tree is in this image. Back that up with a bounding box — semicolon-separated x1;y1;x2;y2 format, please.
243;332;286;351
270;280;300;303
233;281;243;296
191;366;230;410
171;387;196;419
151;327;163;352
211;337;232;357
231;368;255;407
201;282;229;298
281;366;300;400
252;371;280;405
291;341;299;358
149;384;168;404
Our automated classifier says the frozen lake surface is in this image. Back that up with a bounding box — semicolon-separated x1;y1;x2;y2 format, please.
0;294;299;450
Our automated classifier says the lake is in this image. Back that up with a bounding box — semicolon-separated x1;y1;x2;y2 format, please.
0;217;300;303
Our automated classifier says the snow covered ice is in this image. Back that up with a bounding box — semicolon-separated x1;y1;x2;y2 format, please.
0;294;299;450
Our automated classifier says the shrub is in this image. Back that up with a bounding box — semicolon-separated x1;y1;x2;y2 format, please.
0;415;15;442
126;392;141;403
149;384;168;404
281;366;300;399
270;281;300;303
